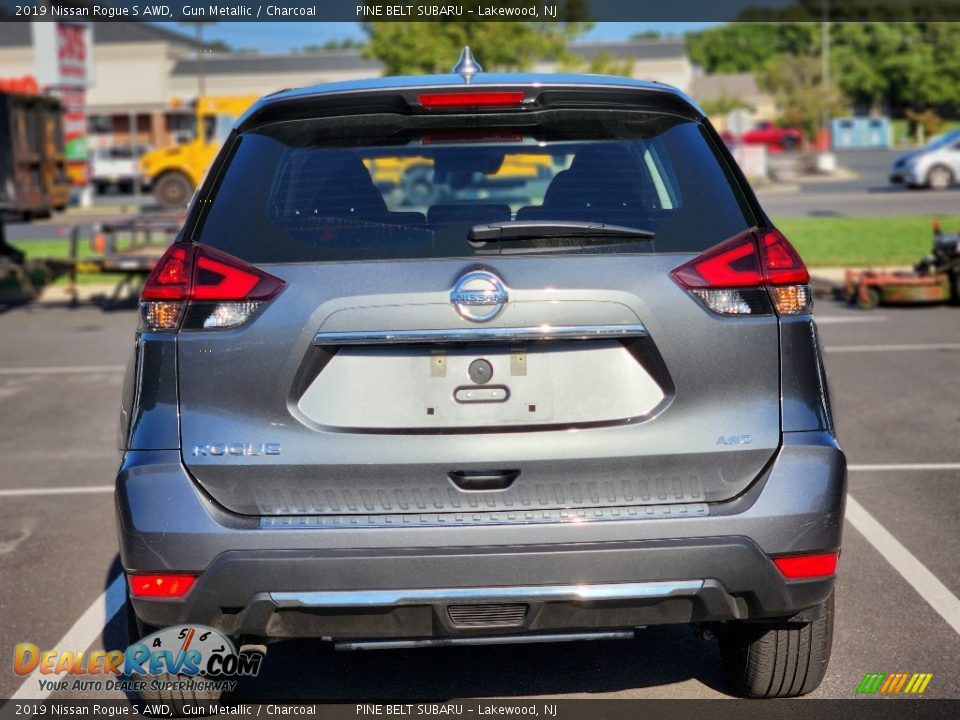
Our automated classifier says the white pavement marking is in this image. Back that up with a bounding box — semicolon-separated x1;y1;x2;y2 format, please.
815;316;888;324
11;572;127;701
849;463;960;472
846;495;960;638
0;485;113;498
824;342;960;353
0;365;125;375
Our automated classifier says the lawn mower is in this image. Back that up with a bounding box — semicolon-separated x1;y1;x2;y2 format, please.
843;221;960;309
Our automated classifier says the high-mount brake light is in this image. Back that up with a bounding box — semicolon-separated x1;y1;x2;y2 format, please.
422;130;523;144
671;228;812;316
139;244;284;332
418;91;526;110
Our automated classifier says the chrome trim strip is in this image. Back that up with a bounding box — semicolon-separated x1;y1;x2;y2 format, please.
271;580;703;608
335;631;636;651
260;503;710;528
313;324;648;346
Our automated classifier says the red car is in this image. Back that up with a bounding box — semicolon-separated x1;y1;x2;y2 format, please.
741;121;804;152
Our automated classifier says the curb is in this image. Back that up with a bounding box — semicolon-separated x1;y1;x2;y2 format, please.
35;282;138;305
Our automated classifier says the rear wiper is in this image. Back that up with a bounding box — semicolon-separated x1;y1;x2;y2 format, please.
468;220;655;247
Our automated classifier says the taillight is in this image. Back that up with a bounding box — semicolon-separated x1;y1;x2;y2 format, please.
418;91;526;110
128;573;197;598
772;552;839;580
671;228;811;316
140;244;284;332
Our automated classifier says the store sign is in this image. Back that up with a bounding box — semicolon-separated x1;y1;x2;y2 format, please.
32;21;94;184
55;23;89;83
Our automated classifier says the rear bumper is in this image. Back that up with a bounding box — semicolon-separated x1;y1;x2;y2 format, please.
116;431;845;638
127;541;836;639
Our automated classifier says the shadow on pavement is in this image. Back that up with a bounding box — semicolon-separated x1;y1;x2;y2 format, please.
102;555;128;652
230;627;729;700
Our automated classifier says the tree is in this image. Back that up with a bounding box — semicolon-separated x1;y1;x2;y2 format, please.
688;22;960;118
686;23;817;74
700;93;753;118
362;6;589;75
585;53;634;77
322;38;366;51
557;50;633;77
758;54;847;141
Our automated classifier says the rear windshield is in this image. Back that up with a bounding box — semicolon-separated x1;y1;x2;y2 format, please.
195;109;754;263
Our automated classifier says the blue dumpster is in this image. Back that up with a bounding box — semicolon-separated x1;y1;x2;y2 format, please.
831;117;892;149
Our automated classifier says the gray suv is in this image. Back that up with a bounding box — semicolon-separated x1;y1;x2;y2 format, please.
118;57;845;703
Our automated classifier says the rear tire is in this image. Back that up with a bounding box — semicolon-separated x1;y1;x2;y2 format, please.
780;134;800;152
153;172;194;209
927;164;954;191
857;287;881;310
125;589;223;714
719;592;834;698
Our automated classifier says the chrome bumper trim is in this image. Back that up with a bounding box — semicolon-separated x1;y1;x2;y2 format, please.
271;580;704;608
335;631;637;651
313;323;648;346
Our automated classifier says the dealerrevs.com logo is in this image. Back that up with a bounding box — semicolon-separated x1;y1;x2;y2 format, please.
14;625;262;694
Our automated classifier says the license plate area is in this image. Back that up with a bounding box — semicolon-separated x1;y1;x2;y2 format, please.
296;341;665;431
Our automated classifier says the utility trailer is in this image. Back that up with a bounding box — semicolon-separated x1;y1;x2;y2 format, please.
1;213;179;309
0;220;72;305
65;214;180;306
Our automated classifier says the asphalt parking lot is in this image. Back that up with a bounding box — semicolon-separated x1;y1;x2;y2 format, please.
1;296;959;703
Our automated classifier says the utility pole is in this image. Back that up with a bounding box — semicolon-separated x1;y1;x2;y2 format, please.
821;0;831;143
195;23;205;97
179;22;215;98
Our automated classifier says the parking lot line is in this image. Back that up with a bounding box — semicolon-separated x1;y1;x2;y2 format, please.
11;572;126;701
0;365;126;375
0;486;113;498
849;463;960;472
824;342;960;353
846;495;960;637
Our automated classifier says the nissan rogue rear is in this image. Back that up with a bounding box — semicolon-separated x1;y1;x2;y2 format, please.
117;57;845;704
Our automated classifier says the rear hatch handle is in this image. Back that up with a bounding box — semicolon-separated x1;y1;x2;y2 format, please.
448;469;520;492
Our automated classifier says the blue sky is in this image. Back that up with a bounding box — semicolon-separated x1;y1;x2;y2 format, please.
162;22;719;53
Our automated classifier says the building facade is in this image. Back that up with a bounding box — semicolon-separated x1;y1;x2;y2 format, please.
1;23;695;152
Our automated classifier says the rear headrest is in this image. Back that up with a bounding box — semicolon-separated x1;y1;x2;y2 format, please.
568;144;632;175
542;144;646;210
293;151;387;217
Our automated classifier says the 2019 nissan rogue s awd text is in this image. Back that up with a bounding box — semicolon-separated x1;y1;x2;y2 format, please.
117;52;846;704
